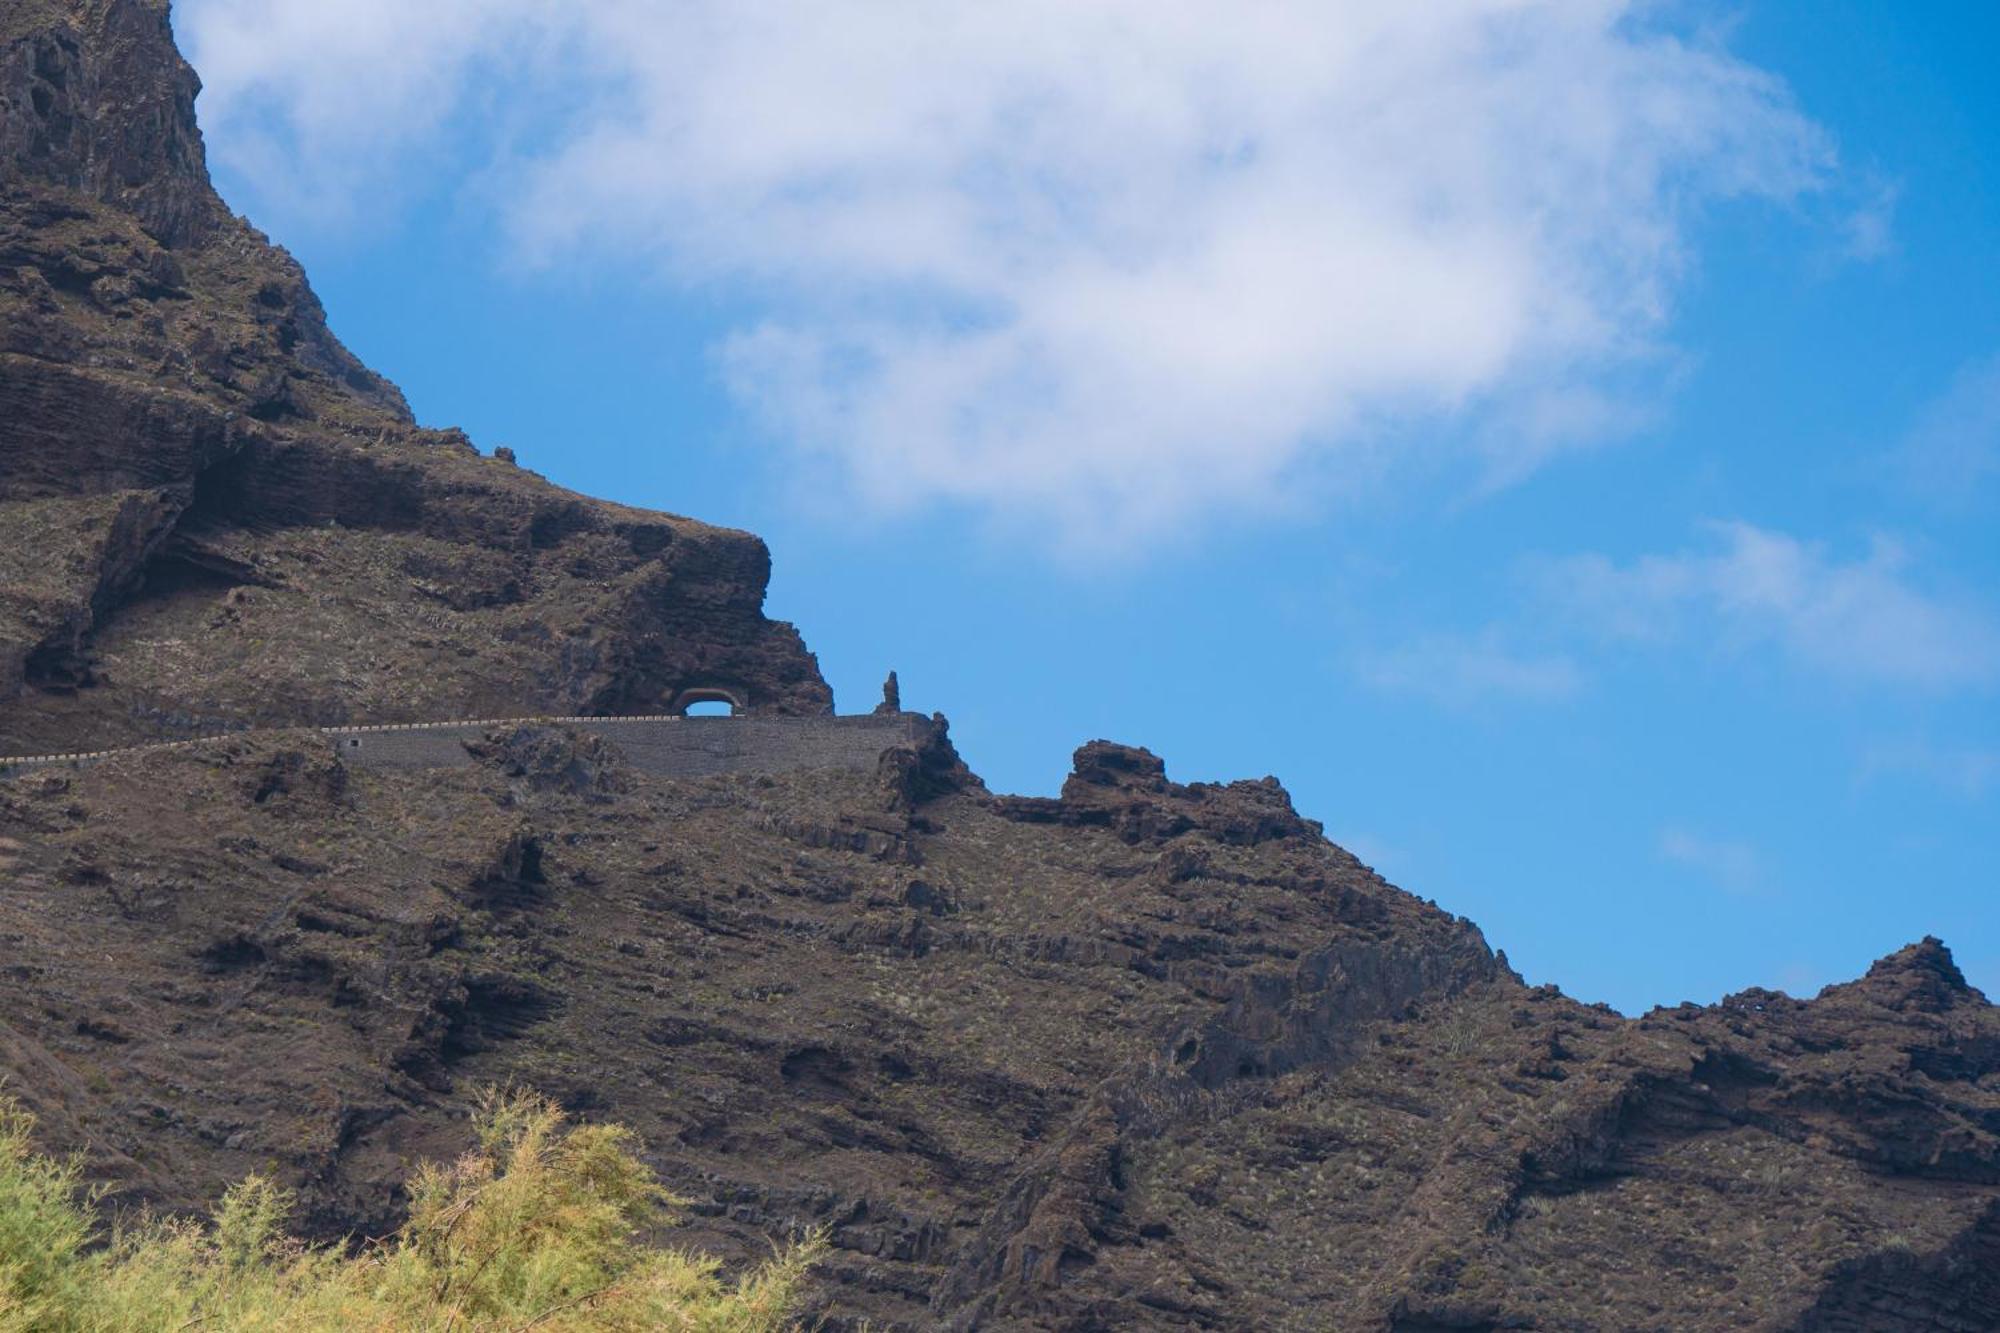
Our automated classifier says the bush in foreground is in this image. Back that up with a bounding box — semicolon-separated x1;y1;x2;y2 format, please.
0;1090;817;1331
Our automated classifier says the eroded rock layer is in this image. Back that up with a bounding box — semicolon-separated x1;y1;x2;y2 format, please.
0;0;830;754
0;731;1993;1331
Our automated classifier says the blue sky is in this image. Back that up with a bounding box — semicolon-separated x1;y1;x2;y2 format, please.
173;1;1996;1013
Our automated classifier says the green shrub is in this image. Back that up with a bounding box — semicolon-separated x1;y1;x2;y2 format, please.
0;1090;818;1331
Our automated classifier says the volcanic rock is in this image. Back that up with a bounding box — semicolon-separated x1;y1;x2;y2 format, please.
0;5;1995;1332
0;0;828;754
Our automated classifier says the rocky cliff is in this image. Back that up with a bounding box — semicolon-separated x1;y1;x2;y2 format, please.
0;730;1994;1331
0;0;830;755
0;4;1995;1331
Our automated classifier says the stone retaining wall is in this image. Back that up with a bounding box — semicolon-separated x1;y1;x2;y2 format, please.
0;714;927;782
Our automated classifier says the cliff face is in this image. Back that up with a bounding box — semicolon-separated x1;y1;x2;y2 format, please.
0;0;830;754
1;6;1996;1333
0;732;1993;1332
0;0;217;249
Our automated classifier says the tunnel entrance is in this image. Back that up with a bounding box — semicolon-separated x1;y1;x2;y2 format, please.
670;686;746;717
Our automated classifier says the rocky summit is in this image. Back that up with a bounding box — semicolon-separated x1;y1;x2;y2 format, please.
2;4;1997;1331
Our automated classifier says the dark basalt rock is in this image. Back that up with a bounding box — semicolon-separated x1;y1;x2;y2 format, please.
996;740;1322;847
7;731;1991;1331
0;0;830;755
1854;935;1981;1012
876;712;982;812
0;6;1994;1332
0;0;219;250
1064;739;1172;795
461;724;634;801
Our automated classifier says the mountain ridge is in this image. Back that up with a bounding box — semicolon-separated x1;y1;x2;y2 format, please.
0;3;1996;1329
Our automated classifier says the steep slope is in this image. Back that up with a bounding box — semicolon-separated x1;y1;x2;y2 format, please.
0;730;1992;1331
1;5;1996;1332
0;0;830;755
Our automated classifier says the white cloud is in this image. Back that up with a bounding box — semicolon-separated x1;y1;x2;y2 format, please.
1658;826;1764;895
179;1;1831;550
1897;352;2000;508
1547;521;2000;690
1355;628;1580;707
177;0;557;219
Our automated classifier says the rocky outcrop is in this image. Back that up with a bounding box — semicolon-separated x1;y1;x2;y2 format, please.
994;740;1325;848
1794;1199;2000;1332
0;0;830;754
1;0;219;249
0;730;1991;1331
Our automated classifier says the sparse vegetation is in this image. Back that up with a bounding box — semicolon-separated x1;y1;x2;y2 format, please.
0;1091;817;1331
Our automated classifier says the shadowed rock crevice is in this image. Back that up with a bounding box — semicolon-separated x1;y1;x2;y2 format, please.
1792;1199;2000;1332
438;975;563;1061
466;828;549;913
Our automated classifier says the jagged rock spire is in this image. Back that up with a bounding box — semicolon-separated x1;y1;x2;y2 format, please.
874;669;901;715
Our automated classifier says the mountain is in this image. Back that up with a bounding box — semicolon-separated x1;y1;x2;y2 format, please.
0;0;827;756
2;4;1996;1330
